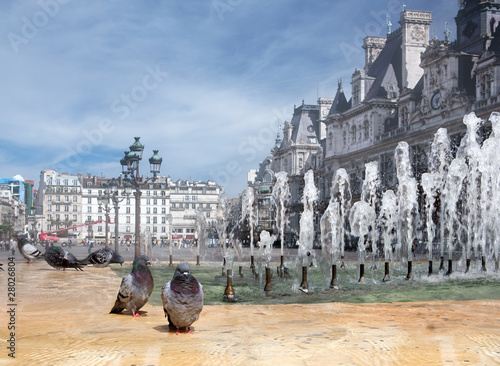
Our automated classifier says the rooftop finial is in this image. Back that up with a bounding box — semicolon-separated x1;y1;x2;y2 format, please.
338;78;343;92
402;3;406;11
444;22;451;42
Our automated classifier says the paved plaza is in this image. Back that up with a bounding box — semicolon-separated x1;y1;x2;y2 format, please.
1;245;499;365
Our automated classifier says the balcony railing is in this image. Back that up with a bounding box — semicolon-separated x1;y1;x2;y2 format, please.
376;125;411;142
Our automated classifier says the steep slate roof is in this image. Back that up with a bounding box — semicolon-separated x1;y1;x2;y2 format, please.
328;82;351;114
290;104;320;144
364;29;403;100
413;76;424;104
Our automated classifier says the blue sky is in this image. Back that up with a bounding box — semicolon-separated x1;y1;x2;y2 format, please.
0;0;456;197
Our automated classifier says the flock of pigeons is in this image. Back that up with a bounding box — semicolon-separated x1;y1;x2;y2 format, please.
15;234;204;334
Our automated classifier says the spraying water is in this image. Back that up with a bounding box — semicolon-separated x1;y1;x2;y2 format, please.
241;187;257;257
320;168;351;266
297;170;318;267
395;142;420;263
424;128;452;262
259;230;276;268
272;171;290;257
378;189;397;263
480;112;500;266
361;161;380;263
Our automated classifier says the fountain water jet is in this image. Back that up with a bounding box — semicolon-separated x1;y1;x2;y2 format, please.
272;171;291;277
378;190;397;281
395;142;420;280
241;187;257;274
349;200;376;284
321;168;351;289
259;230;276;292
216;194;233;276
297;170;318;292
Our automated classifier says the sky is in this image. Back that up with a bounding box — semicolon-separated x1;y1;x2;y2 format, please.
0;0;457;198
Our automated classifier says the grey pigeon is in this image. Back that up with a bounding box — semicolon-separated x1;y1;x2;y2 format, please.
161;263;203;334
17;234;43;263
79;248;124;267
110;255;154;317
44;246;84;271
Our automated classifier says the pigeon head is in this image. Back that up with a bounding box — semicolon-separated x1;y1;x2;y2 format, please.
16;234;28;245
132;255;151;272
111;252;125;266
175;263;191;277
50;246;64;255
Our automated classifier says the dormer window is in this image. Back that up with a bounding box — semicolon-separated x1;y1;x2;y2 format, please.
387;83;398;99
308;136;317;144
353;84;360;105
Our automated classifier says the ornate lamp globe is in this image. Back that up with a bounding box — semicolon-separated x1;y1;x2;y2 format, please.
149;150;162;176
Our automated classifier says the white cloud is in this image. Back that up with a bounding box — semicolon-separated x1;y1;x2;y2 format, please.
0;0;455;197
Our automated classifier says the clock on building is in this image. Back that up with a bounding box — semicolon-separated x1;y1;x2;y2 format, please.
431;92;441;110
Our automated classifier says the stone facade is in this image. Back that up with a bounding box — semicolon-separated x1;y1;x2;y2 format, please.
250;1;500;243
36;170;222;243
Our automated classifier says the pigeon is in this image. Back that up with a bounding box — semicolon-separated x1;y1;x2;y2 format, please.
161;263;203;334
110;255;154;317
44;246;85;271
17;234;43;263
79;248;124;268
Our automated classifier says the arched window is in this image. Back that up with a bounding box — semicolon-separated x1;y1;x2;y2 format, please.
363;120;369;140
328;132;333;150
343;130;347;146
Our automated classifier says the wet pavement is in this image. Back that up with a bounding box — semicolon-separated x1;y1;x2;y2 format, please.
1;246;499;365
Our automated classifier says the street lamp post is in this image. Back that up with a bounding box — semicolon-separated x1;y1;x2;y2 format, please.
120;137;162;259
97;186;111;248
107;178;132;255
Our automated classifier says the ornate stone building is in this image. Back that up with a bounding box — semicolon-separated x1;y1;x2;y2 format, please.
250;1;500;242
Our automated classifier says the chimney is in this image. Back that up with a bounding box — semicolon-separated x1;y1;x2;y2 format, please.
362;36;386;73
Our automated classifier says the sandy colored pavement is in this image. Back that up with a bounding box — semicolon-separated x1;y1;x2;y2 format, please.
1;260;500;366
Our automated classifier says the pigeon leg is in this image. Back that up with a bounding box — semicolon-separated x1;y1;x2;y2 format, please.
132;311;140;318
176;327;180;335
187;327;192;334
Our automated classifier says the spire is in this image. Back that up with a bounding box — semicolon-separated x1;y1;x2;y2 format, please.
386;14;392;35
338;78;343;92
275;120;282;147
